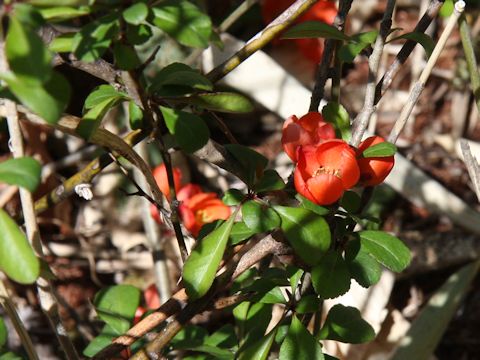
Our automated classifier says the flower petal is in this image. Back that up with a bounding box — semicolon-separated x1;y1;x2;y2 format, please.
306;174;344;205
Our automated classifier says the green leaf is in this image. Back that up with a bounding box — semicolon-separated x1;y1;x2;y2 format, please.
11;4;45;29
48;34;74;53
205;324;237;349
255;286;287;305
358;230;411;272
0;317;7;348
362;142;396;158
318;304;375;344
171;325;208;349
94;285;141;334
150;63;212;95
123;2;148;25
185;92;254;113
183;345;234;359
296;194;330;216
126;23;152;45
345;239;381;288
338;30;378;63
387;32;435;58
224;144;268;187
0;209;40;284
28;0;91;5
282;21;350;41
77;97;120;140
2;71;71;124
321;102;351;141
83;324;117;357
73;14;119;62
274;206;331;266
183;212;236;300
311;250;350;299
160;106;210;153
0;157;41;192
229;222;255;245
253;169;285;193
84;85;127;110
242;200;280;233
152;0;212;48
39;6;90;22
6;16;52;84
238;327;277;360
113;43;141;70
340;191;361;214
287;266;304;294
296;295;322;314
439;0;454;17
222;189;245;206
279;315;324;360
236;302;272;350
0;352;23;360
128;101;143;130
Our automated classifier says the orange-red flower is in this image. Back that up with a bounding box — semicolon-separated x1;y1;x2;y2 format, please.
152;163;182;200
261;0;338;63
282;112;336;162
178;185;231;236
357;136;395;186
294;140;359;205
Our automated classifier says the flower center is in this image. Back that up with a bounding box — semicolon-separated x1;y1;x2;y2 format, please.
196;209;213;224
313;165;341;178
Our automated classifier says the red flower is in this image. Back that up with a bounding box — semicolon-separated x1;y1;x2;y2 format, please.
357;136;395;186
261;0;338;63
179;187;231;236
282;112;336;162
152;163;182;200
294;140;359;205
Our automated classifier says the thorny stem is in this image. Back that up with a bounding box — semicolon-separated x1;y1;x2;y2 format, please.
388;1;465;144
350;0;396;147
309;0;353;112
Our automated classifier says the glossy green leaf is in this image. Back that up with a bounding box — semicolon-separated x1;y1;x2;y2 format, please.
0;317;7;348
224;144;268;187
242;200;280;233
183;212;236;300
83;324;117;357
160;106;210;153
339;30;378;63
205;324;237;348
39;6;90;22
439;0;454;17
6;16;52;84
318;304;375;344
28;0;90;5
321;102;351;141
275;206;331;266
388;32;435;58
48;34;74;53
0;209;40;284
73;14;119;62
150;63;211;94
311;251;350;299
238;327;277;360
113;43;140;70
152;0;212;48
296;194;330;216
254;286;287;305
362;142;396;158
358;230;411;272
126;23;152;45
296;295;322;314
237;302;272;350
282;21;350;41
94;285;141;334
185;92;254;113
128;101;143;130
171;325;208;349
0;157;41;192
229;222;255;245
84;85;127;110
287;266;304;294
123;2;148;25
254;169;285;193
0;352;23;360
222;189;244;206
345;239;382;288
77;97;120;140
340;191;361;214
2;71;71;124
279;315;323;360
11;4;44;29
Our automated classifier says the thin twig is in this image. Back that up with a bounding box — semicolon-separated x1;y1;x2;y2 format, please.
206;0;318;83
309;0;354;112
388;1;465;143
219;0;259;33
374;0;445;104
350;0;396;147
459;13;480;112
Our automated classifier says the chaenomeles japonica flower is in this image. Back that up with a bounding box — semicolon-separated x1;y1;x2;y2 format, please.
150;165;230;236
357;135;395;186
282;112;336;162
